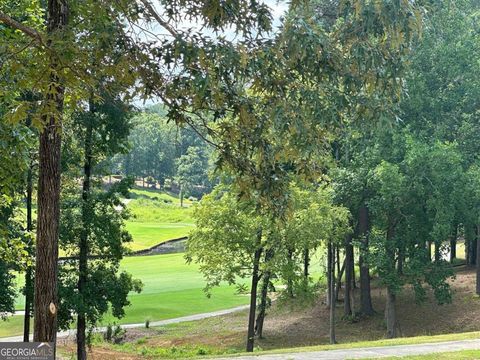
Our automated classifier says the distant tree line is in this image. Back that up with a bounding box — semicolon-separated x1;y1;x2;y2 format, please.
107;105;213;199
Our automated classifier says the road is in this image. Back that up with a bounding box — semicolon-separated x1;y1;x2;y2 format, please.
214;339;480;359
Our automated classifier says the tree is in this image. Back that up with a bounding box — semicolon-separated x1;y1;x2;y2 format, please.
0;120;31;320
188;182;349;349
176;147;209;206
57;92;142;360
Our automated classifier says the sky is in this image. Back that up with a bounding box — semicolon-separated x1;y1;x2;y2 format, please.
135;0;289;107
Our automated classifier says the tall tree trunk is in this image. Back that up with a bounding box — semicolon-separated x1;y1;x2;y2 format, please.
385;219;397;338
34;1;67;347
385;287;396;338
327;242;332;307
473;226;479;266
450;224;458;263
358;205;374;315
434;242;440;262
255;249;274;339
246;246;262;352
77;115;94;360
477;225;480;296
303;247;309;279
329;243;336;344
336;247;341;283
23;160;34;342
179;184;184;207
466;226;476;265
255;273;270;339
286;248;294;298
334;259;346;304
397;249;404;275
344;234;353;317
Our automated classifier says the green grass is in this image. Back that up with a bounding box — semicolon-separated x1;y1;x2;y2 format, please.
0;317;31;338
125;222;194;251
2;253;247;337
128;187;192;206
125;188;194;250
100;253;248;325
253;331;480;356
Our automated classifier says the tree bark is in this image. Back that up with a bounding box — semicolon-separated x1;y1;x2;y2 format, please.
286;247;294;298
255;249;273;339
334;259;346;304
180;184;184;207
77;114;94;360
450;224;458;263
358;205;374;316
246;246;262;352
385;287;397;338
329;243;336;344
327;242;332;307
23;160;34;342
385;219;397;338
344;234;353;317
255;272;270;339
33;0;68;348
434;242;440;262
303;247;309;279
476;225;480;296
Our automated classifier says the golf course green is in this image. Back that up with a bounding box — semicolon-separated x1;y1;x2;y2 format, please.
4;253;248;337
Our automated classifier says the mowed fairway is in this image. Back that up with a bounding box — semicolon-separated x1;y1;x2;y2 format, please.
102;253;248;325
125;187;194;251
1;253;247;337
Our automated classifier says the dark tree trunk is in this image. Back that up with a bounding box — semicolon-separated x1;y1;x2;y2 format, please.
473;226;479;266
344;234;353;317
358;205;374;315
255;249;274;339
255;272;270;339
303;248;310;279
476;225;480;296
23;160;34;342
77;116;94;360
450;224;458;263
434;242;440;262
385;219;397;338
329;243;336;344
33;0;67;348
246;246;262;352
385;287;396;338
336;247;341;284
334;259;346;304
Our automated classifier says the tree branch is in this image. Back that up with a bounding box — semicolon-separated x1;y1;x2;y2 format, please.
138;0;177;37
0;12;44;44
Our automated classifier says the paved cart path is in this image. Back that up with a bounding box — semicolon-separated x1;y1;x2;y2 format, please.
215;339;480;360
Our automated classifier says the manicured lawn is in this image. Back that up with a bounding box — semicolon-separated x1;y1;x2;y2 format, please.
125;188;194;250
125;222;194;251
0;317;30;338
101;253;248;325
2;253;247;337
